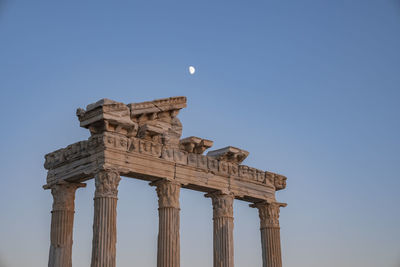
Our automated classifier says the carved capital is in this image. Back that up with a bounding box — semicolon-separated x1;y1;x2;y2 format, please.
251;202;287;228
207;192;234;218
152;180;181;208
47;182;86;211
95;170;121;198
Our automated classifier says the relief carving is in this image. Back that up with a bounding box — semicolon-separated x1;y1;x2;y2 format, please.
208;157;219;173
187;153;198;167
44;139;100;170
197;155;208;170
274;174;287;191
219;161;229;175
173;150;188;165
128;137;140;152
228;163;238;176
161;147;174;162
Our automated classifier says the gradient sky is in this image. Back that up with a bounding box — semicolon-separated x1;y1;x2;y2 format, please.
1;1;400;266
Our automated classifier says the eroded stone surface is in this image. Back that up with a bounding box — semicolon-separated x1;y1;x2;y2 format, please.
43;131;285;193
207;146;249;164
179;136;213;154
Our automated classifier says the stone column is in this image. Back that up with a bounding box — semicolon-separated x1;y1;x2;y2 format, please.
207;192;235;267
251;202;287;267
46;181;85;267
152;180;181;267
90;170;121;267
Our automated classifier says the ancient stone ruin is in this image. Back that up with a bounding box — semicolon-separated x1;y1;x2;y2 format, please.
43;96;287;267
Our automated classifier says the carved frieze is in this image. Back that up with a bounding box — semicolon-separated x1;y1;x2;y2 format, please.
265;171;287;190
173;150;188;165
228;163;239;176
161;147;174;162
45;131;281;190
94;170;121;198
208;157;219;173
219;160;229;175
197;155;208;170
139;139;162;157
44;136;102;170
128;137;140;152
274;174;287;191
187;153;198;167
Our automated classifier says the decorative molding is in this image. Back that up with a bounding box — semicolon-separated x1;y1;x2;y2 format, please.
94;170;121;198
45;132;285;189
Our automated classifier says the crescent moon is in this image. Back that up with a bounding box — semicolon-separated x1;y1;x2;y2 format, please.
189;66;196;75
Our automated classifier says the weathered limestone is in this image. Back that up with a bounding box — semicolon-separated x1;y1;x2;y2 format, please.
207;192;235;267
43;96;288;267
207;146;249;164
179;136;213;154
91;170;121;267
152;180;181;267
45;181;85;267
251;202;287;267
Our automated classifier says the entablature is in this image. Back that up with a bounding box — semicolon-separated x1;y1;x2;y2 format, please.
44;96;287;202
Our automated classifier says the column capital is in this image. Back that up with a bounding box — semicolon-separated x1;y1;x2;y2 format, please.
44;181;86;211
151;180;181;209
95;169;121;198
251;201;287;228
206;192;234;218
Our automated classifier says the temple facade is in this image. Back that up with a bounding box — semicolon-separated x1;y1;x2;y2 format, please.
43;96;287;267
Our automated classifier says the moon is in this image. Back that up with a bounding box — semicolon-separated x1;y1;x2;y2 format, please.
189;66;196;75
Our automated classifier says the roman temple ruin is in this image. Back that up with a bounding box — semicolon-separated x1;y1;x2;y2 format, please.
43;96;287;267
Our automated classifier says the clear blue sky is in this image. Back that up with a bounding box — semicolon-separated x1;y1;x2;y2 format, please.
0;1;399;266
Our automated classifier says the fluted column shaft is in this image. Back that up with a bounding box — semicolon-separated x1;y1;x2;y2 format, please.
153;180;181;267
208;192;234;267
91;170;121;267
47;182;85;267
252;202;286;267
